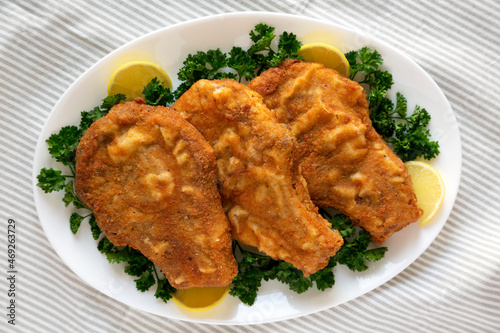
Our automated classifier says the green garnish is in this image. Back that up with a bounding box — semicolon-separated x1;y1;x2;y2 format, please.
174;23;302;97
37;94;125;196
175;48;237;99
36;92;175;302
36;168;66;193
346;47;440;161
246;24;302;74
97;237;176;299
45;125;81;171
229;242;336;306
37;95;126;238
142;77;175;106
37;24;445;308
328;213;387;272
229;211;387;306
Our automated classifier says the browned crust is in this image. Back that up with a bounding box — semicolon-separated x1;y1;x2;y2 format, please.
248;60;422;244
172;79;343;276
75;101;237;289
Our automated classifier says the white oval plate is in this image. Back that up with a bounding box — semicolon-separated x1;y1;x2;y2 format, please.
32;12;461;325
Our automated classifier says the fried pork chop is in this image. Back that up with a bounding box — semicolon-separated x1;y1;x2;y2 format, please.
172;79;343;276
248;60;423;244
75;100;237;289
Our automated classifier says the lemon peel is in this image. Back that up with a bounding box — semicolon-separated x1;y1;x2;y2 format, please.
298;43;350;76
172;285;230;312
107;61;172;101
405;161;445;226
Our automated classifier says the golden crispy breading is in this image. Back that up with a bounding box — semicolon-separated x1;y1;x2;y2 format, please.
248;60;423;244
75;100;237;289
172;79;343;276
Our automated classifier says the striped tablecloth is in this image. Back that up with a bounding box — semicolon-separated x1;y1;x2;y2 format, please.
1;1;499;332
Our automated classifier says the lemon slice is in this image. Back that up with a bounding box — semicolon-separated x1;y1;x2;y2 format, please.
107;61;172;101
172;285;230;312
298;43;350;76
404;161;445;226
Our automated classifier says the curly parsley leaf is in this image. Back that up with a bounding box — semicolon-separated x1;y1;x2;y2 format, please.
80;107;105;133
346;47;384;81
227;46;258;82
155;278;175;302
334;230;372;272
175;48;237;98
62;181;86;209
267;261;313;294
46;125;81;167
364;247;389;262
175;24;301;95
88;215;101;240
248;23;276;54
247;23;278;70
391;105;440;161
229;250;270;306
394;91;408;118
248;24;302;74
346;47;439;161
37;168;66;193
329;213;388;272
98;237;133;264
328;212;356;239
79;94;125;132
69;212;85;234
372;92;440;161
310;265;336;291
268;31;302;69
135;269;156;292
100;94;126;111
97;235;114;253
142;77;175;106
124;250;153;276
97;237;129;263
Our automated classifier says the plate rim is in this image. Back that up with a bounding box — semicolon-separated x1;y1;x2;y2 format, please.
32;11;462;325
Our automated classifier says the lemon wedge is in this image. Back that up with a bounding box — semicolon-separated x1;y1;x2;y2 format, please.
298;43;350;77
404;161;445;226
107;61;172;101
172;285;230;312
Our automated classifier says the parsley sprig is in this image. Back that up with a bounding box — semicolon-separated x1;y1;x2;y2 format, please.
345;47;440;161
247;24;302;74
37;24;439;308
326;211;388;272
230;210;387;306
230;242;335;306
142;77;175;106
97;237;176;299
174;23;302;98
36;92;176;302
175;48;237;99
37;94;126;232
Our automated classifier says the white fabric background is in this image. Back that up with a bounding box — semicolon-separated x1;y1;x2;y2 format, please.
1;0;499;332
